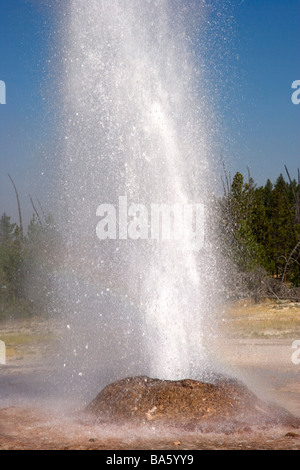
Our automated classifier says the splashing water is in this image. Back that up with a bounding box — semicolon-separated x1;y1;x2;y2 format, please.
55;0;221;391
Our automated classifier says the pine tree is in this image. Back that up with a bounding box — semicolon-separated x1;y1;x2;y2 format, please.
0;213;16;244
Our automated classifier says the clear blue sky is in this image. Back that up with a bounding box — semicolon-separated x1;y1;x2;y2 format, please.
0;0;299;226
225;0;300;186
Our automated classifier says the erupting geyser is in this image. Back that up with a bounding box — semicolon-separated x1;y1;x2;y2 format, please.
55;0;223;398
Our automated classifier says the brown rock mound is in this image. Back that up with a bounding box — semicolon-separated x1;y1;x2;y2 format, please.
86;376;300;432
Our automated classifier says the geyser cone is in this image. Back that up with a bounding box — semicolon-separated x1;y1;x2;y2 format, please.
87;376;300;432
56;0;221;390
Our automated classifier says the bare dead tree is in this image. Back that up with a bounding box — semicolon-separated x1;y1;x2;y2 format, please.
36;197;47;224
220;156;231;197
7;174;24;247
28;194;43;226
220;156;235;234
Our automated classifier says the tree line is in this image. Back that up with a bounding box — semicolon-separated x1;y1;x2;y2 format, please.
217;166;300;300
0;179;61;320
0;168;300;319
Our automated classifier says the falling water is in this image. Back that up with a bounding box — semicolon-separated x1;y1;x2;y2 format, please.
55;0;221;394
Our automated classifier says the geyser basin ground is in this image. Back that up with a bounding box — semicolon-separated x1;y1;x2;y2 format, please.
1;311;300;450
0;375;300;450
86;375;300;433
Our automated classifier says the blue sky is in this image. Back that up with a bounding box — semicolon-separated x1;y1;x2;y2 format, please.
0;0;299;226
226;0;300;184
0;0;56;224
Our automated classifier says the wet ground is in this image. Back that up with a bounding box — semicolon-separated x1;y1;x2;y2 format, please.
0;314;300;450
0;405;300;450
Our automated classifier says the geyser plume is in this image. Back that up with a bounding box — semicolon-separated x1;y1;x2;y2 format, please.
56;0;220;392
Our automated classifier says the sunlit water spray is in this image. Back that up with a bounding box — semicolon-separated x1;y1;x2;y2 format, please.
55;0;222;394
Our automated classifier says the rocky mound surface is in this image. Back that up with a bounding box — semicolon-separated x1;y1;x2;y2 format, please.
86;376;300;432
